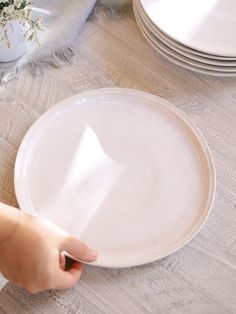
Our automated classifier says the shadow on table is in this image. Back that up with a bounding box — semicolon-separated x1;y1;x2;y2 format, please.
0;261;159;314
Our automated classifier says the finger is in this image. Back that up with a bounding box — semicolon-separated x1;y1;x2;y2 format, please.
54;262;84;290
59;252;66;270
61;237;97;262
23;284;42;294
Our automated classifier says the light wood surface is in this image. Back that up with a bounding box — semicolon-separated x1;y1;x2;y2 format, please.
0;1;236;313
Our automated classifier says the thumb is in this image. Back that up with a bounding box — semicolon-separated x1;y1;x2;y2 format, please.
61;236;97;263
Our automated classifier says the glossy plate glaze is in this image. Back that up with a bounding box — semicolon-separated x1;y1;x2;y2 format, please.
14;88;216;268
134;6;236;77
140;0;236;57
135;0;236;66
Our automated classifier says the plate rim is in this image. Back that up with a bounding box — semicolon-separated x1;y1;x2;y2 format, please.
139;0;236;57
135;0;236;66
14;88;216;268
134;5;236;77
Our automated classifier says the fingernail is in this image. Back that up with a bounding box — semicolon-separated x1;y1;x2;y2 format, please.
90;249;98;259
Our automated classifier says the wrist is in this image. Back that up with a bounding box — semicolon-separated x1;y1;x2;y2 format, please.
0;203;21;245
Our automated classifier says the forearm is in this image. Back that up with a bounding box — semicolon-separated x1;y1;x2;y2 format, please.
0;203;20;244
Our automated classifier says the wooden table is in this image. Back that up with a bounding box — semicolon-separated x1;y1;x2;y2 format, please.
0;1;235;313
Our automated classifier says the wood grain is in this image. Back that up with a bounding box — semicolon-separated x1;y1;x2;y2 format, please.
0;1;236;313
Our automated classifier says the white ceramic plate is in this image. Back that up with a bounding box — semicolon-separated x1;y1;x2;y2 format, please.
134;4;236;73
135;0;236;66
136;0;236;61
140;0;236;57
134;6;236;76
15;88;216;268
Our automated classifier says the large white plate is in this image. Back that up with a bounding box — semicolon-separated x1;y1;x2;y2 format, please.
14;88;216;268
135;0;236;66
140;0;236;57
134;6;236;77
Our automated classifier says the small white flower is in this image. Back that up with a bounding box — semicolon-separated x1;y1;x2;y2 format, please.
0;0;41;47
3;4;14;14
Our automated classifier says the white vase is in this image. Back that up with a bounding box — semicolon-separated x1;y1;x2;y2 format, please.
0;20;29;63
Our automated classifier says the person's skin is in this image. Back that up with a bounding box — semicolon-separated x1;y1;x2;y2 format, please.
0;202;97;294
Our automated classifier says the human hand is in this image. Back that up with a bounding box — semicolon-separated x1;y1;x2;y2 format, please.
0;206;97;293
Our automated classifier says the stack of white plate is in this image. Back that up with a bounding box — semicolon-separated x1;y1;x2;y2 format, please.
133;0;236;76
